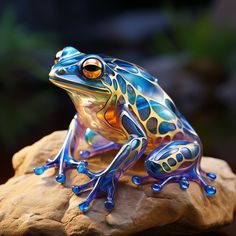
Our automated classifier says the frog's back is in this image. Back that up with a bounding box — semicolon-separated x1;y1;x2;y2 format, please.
104;57;199;151
104;57;164;102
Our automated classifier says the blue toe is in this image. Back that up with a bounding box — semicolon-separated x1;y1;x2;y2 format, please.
79;201;89;212
152;184;161;193
80;150;90;158
206;172;217;180
72;185;82;195
104;200;114;211
132;176;141;185
34;166;47;175
56;174;66;183
77;161;88;173
204;185;216;196
179;179;189;190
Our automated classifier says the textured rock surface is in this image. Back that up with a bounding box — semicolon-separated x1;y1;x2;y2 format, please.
0;131;236;236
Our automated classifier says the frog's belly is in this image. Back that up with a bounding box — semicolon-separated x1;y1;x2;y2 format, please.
77;106;127;144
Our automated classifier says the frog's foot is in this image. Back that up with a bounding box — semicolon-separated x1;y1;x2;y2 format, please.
151;176;186;193
72;169;119;212
135;171;216;196
132;175;184;192
34;152;80;184
190;170;217;196
138;171;216;196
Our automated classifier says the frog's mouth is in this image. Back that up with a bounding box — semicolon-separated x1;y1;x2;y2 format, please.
49;75;111;95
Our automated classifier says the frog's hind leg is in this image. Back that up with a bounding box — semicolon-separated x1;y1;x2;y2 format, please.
133;140;216;196
79;128;120;159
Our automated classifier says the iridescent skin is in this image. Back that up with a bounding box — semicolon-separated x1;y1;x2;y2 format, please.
34;47;216;212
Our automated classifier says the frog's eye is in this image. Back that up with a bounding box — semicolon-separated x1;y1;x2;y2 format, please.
81;58;103;79
54;50;63;64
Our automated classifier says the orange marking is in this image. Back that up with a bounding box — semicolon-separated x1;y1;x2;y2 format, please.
105;108;120;128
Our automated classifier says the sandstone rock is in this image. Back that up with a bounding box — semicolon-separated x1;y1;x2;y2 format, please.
0;131;236;236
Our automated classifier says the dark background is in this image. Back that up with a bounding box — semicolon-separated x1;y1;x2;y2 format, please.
0;0;235;234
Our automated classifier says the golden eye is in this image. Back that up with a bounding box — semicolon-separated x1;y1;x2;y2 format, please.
82;58;103;79
54;50;63;64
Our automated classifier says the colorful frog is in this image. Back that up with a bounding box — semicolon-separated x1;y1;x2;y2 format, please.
34;46;216;212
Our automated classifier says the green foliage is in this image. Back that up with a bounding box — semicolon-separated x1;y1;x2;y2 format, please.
155;11;236;65
0;7;60;149
0;7;58;85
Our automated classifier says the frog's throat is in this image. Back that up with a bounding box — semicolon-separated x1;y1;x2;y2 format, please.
49;77;110;95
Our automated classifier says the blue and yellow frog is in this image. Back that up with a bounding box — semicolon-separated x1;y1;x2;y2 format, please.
34;46;216;212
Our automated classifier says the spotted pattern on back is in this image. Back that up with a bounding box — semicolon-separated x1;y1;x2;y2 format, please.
150;100;175;120
101;56;198;150
117;74;126;94
146;117;158;134
159;122;176;134
136;95;150;121
113;79;118;90
127;84;136;105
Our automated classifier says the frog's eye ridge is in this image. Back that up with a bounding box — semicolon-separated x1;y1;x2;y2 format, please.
82;58;103;79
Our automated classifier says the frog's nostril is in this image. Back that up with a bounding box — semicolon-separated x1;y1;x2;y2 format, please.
57;68;66;75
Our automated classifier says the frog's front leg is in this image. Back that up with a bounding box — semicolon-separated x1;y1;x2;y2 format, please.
72;108;147;212
132;140;216;196
34;113;118;183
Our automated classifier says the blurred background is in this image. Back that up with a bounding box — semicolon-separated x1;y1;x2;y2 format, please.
0;0;235;184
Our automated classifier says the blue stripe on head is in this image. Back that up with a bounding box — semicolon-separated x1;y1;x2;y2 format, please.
61;46;81;58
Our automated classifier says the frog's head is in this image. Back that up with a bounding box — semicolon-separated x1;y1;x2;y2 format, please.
50;46;158;109
49;46;115;107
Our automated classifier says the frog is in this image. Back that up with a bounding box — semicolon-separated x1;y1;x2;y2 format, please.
34;46;216;212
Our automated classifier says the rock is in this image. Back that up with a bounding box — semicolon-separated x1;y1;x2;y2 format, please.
0;131;236;236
